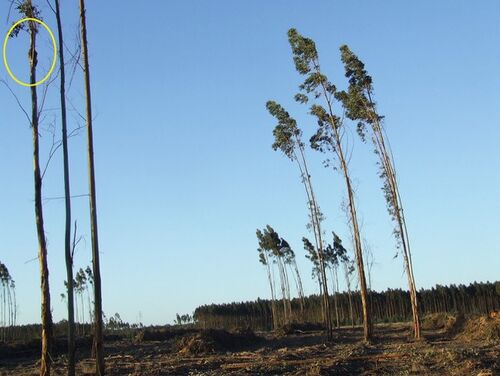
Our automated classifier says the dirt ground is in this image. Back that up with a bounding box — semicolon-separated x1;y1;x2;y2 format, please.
1;318;499;375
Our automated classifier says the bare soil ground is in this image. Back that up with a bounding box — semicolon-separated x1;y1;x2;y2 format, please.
1;315;498;375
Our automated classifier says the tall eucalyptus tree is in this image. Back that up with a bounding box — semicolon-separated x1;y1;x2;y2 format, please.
78;0;104;371
256;226;292;323
52;0;76;371
337;45;421;339
287;29;372;341
10;1;53;372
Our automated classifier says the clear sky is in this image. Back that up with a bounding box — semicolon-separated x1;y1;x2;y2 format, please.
1;1;499;326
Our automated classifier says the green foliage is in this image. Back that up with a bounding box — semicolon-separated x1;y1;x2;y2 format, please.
0;262;13;285
287;28;318;75
256;225;295;263
10;1;41;38
287;28;342;162
265;101;302;160
303;237;320;279
335;45;379;129
324;232;349;269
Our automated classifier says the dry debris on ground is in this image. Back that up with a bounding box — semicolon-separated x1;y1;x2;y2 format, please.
1;314;498;375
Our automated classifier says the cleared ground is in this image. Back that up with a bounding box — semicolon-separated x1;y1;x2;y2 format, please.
1;314;498;375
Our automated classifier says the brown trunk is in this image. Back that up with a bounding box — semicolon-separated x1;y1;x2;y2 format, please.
293;260;305;318
78;1;104;373
264;259;278;330
28;13;53;376
294;148;333;339
54;0;76;373
330;268;340;328
365;90;421;339
343;262;355;327
313;60;371;341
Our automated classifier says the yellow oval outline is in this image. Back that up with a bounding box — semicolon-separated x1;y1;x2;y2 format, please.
2;17;57;87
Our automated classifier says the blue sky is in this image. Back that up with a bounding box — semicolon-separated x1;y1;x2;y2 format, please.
1;1;499;325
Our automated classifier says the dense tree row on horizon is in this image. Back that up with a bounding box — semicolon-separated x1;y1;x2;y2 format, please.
194;281;500;332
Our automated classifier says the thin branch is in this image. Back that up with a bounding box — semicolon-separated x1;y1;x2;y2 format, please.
71;220;84;260
24;256;39;264
38;66;60;118
43;193;89;202
0;79;31;126
41;120;62;180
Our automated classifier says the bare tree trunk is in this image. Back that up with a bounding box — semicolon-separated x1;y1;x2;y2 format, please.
27;13;53;375
265;262;278;330
53;0;76;373
330;267;340;328
276;257;288;324
292;260;305;318
294;149;333;338
365;90;421;339
78;1;104;373
7;285;12;339
262;251;278;330
316;74;372;341
281;258;292;320
343;262;355;328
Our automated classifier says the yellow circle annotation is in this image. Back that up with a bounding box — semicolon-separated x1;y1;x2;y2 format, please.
2;17;57;87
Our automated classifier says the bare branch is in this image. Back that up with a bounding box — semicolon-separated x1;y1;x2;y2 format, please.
24;256;39;264
40;119;62;180
71;220;84;260
43;193;89;203
0;79;31;126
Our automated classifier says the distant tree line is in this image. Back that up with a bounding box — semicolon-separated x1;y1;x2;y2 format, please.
0;262;16;341
1;312;141;342
193;281;500;331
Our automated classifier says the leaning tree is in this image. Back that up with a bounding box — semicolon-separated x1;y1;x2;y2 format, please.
286;28;372;341
336;45;421;339
256;226;292;324
265;102;333;338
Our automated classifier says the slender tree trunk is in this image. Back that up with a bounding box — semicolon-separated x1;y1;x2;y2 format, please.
78;1;104;373
294;148;332;338
265;261;278;330
265;256;278;330
315;71;371;341
276;257;288;324
343;262;355;327
334;266;341;327
13;287;16;328
339;153;371;341
281;258;292;320
1;285;5;341
330;268;340;328
28;13;53;375
365;90;421;339
292;260;305;318
7;285;12;339
54;0;76;372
